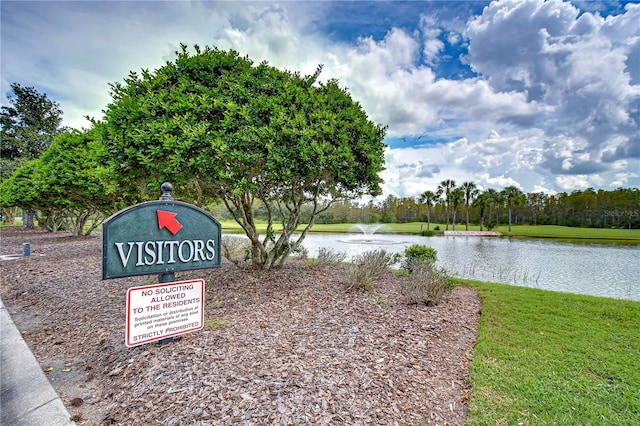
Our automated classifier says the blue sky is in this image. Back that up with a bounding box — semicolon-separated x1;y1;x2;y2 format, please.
1;0;639;199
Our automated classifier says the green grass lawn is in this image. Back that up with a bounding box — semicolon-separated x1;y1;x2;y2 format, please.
298;222;640;241
463;280;640;425
493;224;640;240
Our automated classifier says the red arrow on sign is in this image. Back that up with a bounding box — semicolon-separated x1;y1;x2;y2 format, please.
157;210;183;235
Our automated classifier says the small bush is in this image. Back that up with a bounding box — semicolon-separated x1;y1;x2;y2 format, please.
399;244;438;272
434;225;440;231
420;230;435;237
309;247;347;266
347;249;393;291
221;235;251;266
401;259;449;305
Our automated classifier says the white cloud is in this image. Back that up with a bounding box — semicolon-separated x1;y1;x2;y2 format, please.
419;14;445;65
532;184;556;195
555;175;591;191
478;174;523;190
611;171;640;188
1;0;638;198
465;0;640;174
447;31;462;46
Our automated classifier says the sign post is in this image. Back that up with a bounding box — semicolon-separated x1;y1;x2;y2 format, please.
157;183;177;344
102;183;221;346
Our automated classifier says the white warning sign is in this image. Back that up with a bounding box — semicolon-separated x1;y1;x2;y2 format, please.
125;279;204;347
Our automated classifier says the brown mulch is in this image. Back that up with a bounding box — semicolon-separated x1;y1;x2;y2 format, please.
0;227;481;425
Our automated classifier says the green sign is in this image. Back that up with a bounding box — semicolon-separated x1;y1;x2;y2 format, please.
102;201;221;279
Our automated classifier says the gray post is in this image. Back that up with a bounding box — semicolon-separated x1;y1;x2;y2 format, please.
22;243;31;257
158;182;175;345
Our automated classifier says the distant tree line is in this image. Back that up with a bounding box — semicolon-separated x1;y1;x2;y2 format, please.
208;181;639;230
299;182;639;230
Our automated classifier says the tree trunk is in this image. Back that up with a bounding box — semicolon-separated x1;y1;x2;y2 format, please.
445;205;450;231
465;203;470;231
2;207;18;224
23;209;36;229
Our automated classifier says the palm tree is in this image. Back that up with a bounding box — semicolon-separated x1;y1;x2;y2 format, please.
461;181;479;230
450;187;465;231
473;190;493;231
436;179;456;230
477;188;499;227
501;185;524;232
418;190;439;231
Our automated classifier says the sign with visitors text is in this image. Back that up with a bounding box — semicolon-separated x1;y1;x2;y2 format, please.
102;200;221;279
126;279;204;347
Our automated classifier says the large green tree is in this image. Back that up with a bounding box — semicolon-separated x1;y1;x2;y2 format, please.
0;83;63;159
101;45;387;269
0;128;113;235
0;83;63;226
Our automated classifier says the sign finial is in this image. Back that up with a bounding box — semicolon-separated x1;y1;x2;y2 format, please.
160;182;174;201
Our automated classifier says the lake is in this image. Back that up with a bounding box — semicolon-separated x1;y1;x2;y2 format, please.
297;233;640;301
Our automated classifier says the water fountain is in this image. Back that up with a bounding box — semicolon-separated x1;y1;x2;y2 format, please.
339;223;407;245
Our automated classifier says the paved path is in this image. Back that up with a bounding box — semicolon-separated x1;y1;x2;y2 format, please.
1;298;76;425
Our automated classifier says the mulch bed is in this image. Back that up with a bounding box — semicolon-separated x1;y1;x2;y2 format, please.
0;227;481;425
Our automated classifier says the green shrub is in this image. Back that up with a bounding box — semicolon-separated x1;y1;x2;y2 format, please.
347;249;393;291
420;230;435;237
434;225;440;231
400;259;449;305
399;244;438;272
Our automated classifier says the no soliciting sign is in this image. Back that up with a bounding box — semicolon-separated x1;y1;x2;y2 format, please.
126;279;204;347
